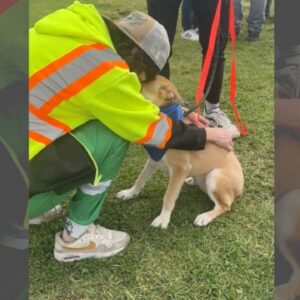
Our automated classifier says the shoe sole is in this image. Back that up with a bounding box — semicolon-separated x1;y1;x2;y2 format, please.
54;246;127;262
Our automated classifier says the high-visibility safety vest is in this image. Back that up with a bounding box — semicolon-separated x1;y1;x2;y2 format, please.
29;1;172;161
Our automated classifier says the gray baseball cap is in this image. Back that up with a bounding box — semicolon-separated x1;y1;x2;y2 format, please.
104;11;170;71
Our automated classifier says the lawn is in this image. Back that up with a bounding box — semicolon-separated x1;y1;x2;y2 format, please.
29;0;274;299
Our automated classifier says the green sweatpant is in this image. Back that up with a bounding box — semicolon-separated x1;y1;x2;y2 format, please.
28;121;129;225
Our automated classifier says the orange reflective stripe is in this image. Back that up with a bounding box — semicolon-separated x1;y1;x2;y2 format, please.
29;44;108;91
39;60;128;115
135;114;163;145
29;130;52;145
157;115;172;149
29;103;71;133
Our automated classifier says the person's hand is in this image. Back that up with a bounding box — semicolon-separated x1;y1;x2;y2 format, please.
184;111;209;128
205;127;234;151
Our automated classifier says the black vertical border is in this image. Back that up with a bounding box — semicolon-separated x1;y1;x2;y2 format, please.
275;0;300;298
0;0;29;299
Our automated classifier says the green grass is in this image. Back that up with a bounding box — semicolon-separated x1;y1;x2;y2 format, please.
29;1;274;299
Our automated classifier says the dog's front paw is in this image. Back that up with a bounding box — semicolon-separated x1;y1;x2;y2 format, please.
151;214;170;229
116;188;139;201
194;212;214;227
184;177;195;186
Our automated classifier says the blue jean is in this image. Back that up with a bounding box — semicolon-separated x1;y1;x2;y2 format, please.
181;0;197;31
234;0;267;33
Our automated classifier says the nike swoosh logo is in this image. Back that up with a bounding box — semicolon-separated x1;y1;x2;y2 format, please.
64;241;96;252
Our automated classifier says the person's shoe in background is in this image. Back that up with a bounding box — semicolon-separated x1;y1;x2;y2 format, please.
181;29;199;42
247;30;260;42
29;205;62;225
204;106;240;139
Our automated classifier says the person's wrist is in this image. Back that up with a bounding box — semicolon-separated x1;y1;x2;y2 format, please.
205;127;215;142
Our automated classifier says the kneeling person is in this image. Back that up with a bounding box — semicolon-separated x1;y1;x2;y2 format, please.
28;2;233;262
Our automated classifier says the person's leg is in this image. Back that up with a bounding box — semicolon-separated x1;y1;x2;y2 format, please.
247;0;267;41
265;0;272;19
191;4;198;29
29;120;129;226
192;0;239;136
181;0;199;41
147;0;182;78
234;0;243;35
28;191;70;220
52;121;130;261
64;120;129;236
29;120;130;261
182;0;192;31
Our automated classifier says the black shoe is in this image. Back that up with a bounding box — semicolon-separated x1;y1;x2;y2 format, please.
247;31;260;42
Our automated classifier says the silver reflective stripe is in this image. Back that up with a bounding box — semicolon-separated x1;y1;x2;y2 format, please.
144;115;170;146
80;180;112;196
29;112;64;141
30;49;122;108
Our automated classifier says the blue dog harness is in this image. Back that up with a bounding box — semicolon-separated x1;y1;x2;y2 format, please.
144;104;184;161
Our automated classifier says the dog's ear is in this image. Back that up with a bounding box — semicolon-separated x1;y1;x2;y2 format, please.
171;86;183;103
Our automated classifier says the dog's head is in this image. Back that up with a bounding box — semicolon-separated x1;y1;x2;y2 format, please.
141;75;183;107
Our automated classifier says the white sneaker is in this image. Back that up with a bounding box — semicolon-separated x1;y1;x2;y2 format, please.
54;224;130;262
181;29;199;42
29;205;62;225
203;107;240;139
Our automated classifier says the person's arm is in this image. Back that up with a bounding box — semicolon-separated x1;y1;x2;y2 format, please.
84;71;232;151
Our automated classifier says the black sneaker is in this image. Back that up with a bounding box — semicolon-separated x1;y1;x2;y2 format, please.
247;31;260;42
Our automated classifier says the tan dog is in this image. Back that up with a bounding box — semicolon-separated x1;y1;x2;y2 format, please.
116;76;244;229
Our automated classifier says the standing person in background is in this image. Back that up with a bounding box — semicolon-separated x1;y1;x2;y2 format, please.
147;0;239;136
191;0;239;135
146;0;181;79
234;0;267;42
181;0;199;42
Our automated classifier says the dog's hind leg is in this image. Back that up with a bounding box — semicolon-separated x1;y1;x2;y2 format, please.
151;164;191;229
116;158;158;201
193;175;207;194
194;169;235;227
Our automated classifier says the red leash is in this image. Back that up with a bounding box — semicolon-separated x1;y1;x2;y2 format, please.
195;0;248;136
